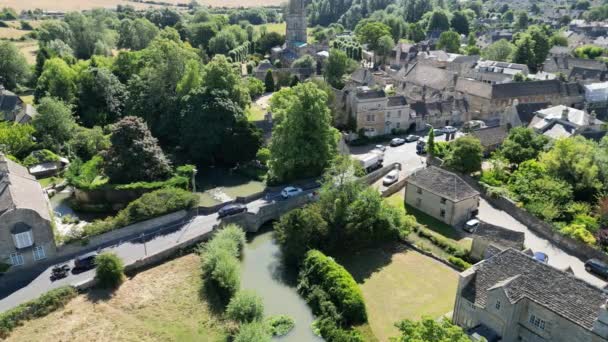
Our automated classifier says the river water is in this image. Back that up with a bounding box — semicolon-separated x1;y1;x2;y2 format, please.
241;230;323;341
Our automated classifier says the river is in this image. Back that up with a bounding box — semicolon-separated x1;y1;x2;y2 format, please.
49;190;111;222
241;229;323;341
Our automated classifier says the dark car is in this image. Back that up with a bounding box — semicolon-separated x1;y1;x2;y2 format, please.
73;251;98;271
51;264;71;281
416;140;426;154
585;259;608;278
405;135;420;142
218;203;248;218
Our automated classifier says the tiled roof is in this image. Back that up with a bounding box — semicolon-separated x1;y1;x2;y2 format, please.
516;102;551;125
0;154;50;221
387;96;407;107
463;249;607;331
407;166;479;202
403;64;456;91
473;222;525;251
470;126;509;149
356;89;385;100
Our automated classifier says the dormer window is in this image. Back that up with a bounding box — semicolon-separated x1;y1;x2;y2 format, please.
12;223;34;249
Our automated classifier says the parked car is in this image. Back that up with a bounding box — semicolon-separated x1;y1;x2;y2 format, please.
463;219;480;233
441;126;458;134
416;140;427;154
433;129;445;136
533;252;549;264
281;186;303;199
390;138;405;146
405;135;420;142
218;203;248;218
73;251;98;271
382;170;400;186
50;264;70;281
375;144;386;152
585;259;608;278
463;120;487;132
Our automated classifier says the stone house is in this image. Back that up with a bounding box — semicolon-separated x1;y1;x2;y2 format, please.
0;154;56;270
529;105;605;139
585;82;608;103
470;126;509;155
453;248;608;342
404;166;480;227
397;63;458;103
353;88;410;137
467;60;529;85
0;87;38;124
543;56;607;83
469;222;525;261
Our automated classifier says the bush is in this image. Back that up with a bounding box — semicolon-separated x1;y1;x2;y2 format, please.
298;250;367;325
95;252;125;288
448;256;472;271
226;290;264;323
314;318;364;342
266;315;295;337
414;226;468;258
22;149;60;167
0;286;77;338
234;322;271;342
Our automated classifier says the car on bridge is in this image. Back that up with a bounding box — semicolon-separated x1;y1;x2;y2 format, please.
218;203;248;218
281;186;303;199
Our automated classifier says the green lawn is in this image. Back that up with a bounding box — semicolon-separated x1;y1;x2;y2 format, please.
246;103;267;121
338;246;459;342
255;23;314;43
38;176;65;188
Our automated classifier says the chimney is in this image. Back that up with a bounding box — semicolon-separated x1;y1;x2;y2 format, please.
593;300;608;339
561;107;570;121
0;153;8;175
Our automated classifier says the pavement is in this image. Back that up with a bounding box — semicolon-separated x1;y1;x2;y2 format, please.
0;194;283;313
350;132;608;289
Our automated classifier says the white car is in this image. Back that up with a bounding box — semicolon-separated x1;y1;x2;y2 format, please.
281;186;303;199
464;219;480;233
375;144;386;152
382;170;400;186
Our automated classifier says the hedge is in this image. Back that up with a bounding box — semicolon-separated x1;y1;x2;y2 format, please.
22;149;60;167
64;187;198;244
412;225;468;259
448;256;472;271
0;286;77;338
298;250;367;325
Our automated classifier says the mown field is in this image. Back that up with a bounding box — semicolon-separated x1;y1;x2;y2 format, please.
6;254;228;342
2;0;282;12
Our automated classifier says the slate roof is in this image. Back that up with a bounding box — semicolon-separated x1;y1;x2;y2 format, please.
407;166;479;202
356;89;385;100
457;79;580;100
516;102;551;125
0;154;50;221
0;90;20;113
403;64;456;91
569;66;606;81
462;248;607;331
387;96;407;107
470;126;509;149
473;222;525;251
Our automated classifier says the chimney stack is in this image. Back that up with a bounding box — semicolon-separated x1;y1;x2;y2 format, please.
561;107;570;121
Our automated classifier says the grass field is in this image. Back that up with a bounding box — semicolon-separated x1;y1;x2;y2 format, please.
256;22;315;43
13;41;38;65
339;246;459;342
2;0;282;12
6;254;228;342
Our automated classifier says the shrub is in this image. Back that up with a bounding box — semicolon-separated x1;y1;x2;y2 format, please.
0;286;77;338
414;226;468;258
22;149;60;167
226;290;264;323
314;318;364;342
561;223;597;245
266;315;295;337
298;250;367;325
448;256;472;271
234;322;271;342
95;252;125;288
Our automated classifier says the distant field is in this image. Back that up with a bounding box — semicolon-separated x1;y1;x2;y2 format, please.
2;0;282;12
13;41;39;65
0;20;40;40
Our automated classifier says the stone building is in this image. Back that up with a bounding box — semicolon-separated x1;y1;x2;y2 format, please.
404;167;480;227
397;63;458;103
0;86;38;124
453;248;608;342
470;222;525;261
528;105;605;139
0;154;56;271
285;0;307;51
353;88;410;136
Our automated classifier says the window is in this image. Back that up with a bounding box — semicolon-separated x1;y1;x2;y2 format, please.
10;253;24;266
416;198;422;207
33;246;46;261
387;111;391;118
495;300;501;310
398;110;402;117
12;231;33;249
366;114;376;122
529;314;545;330
440;209;446;218
440;197;447;204
417;187;422;194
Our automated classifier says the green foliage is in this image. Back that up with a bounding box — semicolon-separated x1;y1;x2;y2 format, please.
200;225;246;303
482;39;515;62
69;188;198;243
268;82;338;183
95;252;125;289
226;290;264;323
451;11;470;35
264;69;274;92
118;18;159;51
512;34;536;72
574;45;607;59
298;250;367;325
76;66;128;127
265;315;295;337
67;126;110;161
244;77;265;100
411;225;468;259
324;48;357;89
0;41;30;90
561;224;597;245
274;204;329;265
500;127;548;165
65;156;104;189
393;317;469;342
0;286;77;339
22;149;60;167
444;136;483;174
256;32;284;54
32;97;77;152
0;122;36;159
35;58;77;103
426;10;450;33
234;322;272;342
433;141;451;159
355;22;391;51
448;256;472;271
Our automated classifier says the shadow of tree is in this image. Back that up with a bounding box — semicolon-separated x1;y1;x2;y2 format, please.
85;287;115;303
334;243;405;284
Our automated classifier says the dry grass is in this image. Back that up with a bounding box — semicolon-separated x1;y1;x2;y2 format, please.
12;41;38;65
0;20;40;40
2;0;282;12
6;254;228;342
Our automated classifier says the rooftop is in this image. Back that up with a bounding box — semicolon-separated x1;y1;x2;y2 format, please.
470;126;509;149
0;154;50;221
355;89;386;100
387;95;407;107
463;248;607;331
473;222;525;251
407;166;479;202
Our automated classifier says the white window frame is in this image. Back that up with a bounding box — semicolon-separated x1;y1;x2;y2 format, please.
529;314;545;330
33;246;46;261
10;253;24;266
13;231;33;249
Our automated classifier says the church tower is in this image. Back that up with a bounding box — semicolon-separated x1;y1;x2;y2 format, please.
285;0;307;50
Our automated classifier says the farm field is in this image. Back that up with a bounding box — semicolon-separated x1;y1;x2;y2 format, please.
13;41;39;65
2;0;282;12
5;254;228;342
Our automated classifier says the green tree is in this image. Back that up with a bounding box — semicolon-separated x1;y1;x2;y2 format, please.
118;18;159;51
0;122;36;159
426;10;450;33
450;11;470;35
444;136;483;174
209;30;239;55
500;127;548;164
482;39;515;62
103;116;172;184
437;31;461;53
187;22;218;50
95;252;125;289
516;11;529;30
244;77;265;100
393;317;469;342
203;54;250;108
0;41;29;90
67;126;110;161
355;22;391;50
256;32;285;54
528;26;550;69
324;49;356;89
274;205;329;265
33;97;77;152
291;55;316;69
226;291;264;323
76;67;128;127
550;33;568;47
35;58;77;103
176;59;203;97
234;322;271;342
512;34;536;72
268;82;338;182
407;23;426;42
427;128;435;157
264;69;275;92
376;35;395;65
